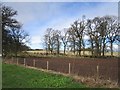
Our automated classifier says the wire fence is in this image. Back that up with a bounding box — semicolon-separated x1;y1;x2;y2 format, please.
4;57;119;84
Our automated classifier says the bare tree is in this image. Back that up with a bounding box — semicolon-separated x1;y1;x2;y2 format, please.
96;17;108;57
61;28;69;55
43;15;119;57
43;28;61;55
86;16;119;57
106;16;120;56
1;5;30;57
67;28;76;55
43;28;54;54
71;19;85;56
92;17;103;57
52;30;61;55
86;19;95;56
11;27;30;57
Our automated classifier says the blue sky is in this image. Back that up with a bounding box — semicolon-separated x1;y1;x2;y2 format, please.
4;1;118;50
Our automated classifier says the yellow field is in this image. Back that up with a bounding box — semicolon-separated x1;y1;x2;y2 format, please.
24;50;119;57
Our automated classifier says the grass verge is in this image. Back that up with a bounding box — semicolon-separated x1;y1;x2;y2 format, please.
2;63;86;88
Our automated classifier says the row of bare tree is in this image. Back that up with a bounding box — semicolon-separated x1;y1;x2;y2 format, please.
43;15;120;57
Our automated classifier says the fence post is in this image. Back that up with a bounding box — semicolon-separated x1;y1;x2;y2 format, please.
33;59;36;67
97;65;99;79
69;63;71;74
47;61;49;70
17;58;18;65
24;58;26;66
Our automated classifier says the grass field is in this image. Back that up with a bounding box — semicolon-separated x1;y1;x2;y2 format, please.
2;63;87;88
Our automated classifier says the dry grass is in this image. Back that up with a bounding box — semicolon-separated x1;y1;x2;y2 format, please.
25;50;119;57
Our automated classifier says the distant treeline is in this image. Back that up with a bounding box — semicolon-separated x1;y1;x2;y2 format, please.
43;15;120;57
28;49;44;51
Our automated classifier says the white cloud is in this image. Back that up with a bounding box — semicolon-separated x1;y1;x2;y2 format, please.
3;2;118;49
28;35;43;49
31;36;41;44
37;2;118;34
81;3;118;19
4;2;64;24
5;2;118;28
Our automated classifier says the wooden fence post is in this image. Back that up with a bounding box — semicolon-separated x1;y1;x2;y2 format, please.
47;61;49;70
33;60;36;67
97;65;99;79
69;63;71;74
24;58;26;66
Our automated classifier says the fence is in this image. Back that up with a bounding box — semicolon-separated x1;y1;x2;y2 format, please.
5;57;119;84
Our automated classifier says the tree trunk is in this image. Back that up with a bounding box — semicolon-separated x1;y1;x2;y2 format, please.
83;48;85;56
110;42;113;56
99;42;102;56
79;40;81;56
91;42;94;56
95;42;99;57
78;48;81;56
50;49;53;54
57;40;60;55
64;45;66;55
73;40;75;55
82;40;85;56
102;45;105;57
15;41;18;58
102;42;105;57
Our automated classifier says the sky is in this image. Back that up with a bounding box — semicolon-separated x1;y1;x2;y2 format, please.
3;1;119;50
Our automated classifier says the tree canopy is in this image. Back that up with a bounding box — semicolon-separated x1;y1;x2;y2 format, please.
1;4;30;57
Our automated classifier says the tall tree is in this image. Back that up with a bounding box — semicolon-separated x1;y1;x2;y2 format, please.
86;19;94;56
106;16;119;56
86;16;119;57
97;17;108;57
43;28;61;55
61;28;69;55
92;17;102;56
1;5;30;57
43;28;54;54
67;28;76;55
11;27;29;57
52;30;61;55
2;5;20;57
71;19;85;56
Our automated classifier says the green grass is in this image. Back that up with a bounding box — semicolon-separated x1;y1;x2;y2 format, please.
2;63;86;88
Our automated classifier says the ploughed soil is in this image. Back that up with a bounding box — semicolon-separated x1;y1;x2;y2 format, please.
5;56;120;88
12;57;119;83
